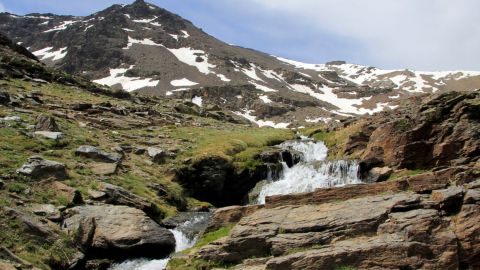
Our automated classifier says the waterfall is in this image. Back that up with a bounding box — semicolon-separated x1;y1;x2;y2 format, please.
255;140;362;204
109;213;210;270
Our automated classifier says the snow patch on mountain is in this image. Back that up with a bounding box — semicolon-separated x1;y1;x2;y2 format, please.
166;47;216;75
192;96;203;107
259;95;273;104
123;36;161;49
250;81;277;92
43;20;79;33
234;110;290;129
33;47;68;61
171;78;198;87
93;65;159;92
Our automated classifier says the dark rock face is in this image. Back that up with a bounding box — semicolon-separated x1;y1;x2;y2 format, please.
16;156;68;180
176;146;302;206
63;205;175;260
75;145;123;163
0;91;10;105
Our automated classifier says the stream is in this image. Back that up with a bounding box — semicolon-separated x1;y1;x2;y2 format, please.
111;138;362;269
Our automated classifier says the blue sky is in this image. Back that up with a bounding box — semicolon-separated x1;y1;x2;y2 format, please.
1;0;480;71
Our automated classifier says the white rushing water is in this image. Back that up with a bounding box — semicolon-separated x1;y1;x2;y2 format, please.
256;140;362;204
109;214;209;270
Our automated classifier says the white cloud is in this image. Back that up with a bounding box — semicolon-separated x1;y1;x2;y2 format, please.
240;0;480;70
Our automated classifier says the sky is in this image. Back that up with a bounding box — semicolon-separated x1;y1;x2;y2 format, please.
1;0;479;71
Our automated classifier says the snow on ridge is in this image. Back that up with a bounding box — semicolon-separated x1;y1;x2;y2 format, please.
216;74;231;82
181;31;190;38
93;65;159;92
43;20;79;33
33;47;68;61
242;65;264;82
122;28;135;32
234;109;290;129
123;36;162;49
170;78;198;87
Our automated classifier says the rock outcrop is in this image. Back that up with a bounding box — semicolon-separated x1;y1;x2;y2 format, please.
75;145;123;163
186;176;480;269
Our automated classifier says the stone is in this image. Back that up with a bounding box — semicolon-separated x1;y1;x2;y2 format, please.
133;147;146;155
88;189;106;200
63;205;175;259
206;205;264;233
464;189;480;204
147;147;174;164
431;186;465;212
367;166;393;182
407;172;449;193
89;162;118;175
0;180;4;189
265;179;409;208
34;114;59;131
72;103;93;111
33;131;64;140
75;145;123;163
3;207;59;243
51;181;83;206
30;204;61;220
455;204;480;268
0;91;10;104
17;156;68;180
98;182;160;218
0;116;21;122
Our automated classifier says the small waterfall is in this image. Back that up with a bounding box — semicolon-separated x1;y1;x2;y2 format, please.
255;140;362;204
109;213;210;270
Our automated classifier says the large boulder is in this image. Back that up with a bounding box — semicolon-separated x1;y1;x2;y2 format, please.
3;207;59;243
147;147;175;164
17;156;68;180
63;205;175;259
51;181;83;206
75;146;122;163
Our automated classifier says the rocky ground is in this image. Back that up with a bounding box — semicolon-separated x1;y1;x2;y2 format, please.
0;33;297;269
171;90;480;270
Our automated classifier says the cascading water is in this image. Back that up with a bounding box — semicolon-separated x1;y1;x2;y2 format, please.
255;139;362;204
109;213;210;270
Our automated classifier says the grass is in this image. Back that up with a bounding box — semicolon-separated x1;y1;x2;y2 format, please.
335;266;358;270
308;120;365;159
192;224;235;250
387;168;430;181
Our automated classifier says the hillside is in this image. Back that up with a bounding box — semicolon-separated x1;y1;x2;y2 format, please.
1;0;480;127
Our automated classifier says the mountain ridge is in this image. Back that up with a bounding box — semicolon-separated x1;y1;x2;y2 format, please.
1;0;480;127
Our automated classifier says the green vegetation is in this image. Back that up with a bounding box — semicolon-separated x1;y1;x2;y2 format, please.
334;266;358;270
193;225;235;250
387;168;430;181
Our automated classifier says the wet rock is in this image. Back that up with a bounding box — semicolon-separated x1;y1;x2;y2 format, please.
75;145;123;163
33;131;64;140
17;156;68;180
34;114;59;131
147;147;174;164
89;162;118;175
51;181;83;206
63;205;175;259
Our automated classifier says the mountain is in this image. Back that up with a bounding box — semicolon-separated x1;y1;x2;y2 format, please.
1;0;480;128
